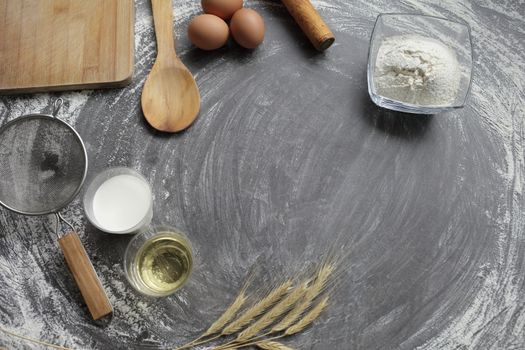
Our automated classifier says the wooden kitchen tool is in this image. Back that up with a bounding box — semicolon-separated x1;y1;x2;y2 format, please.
141;0;201;133
281;0;335;51
59;232;113;320
0;0;134;94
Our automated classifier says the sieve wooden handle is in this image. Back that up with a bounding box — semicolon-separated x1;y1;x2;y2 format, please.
59;232;113;320
281;0;335;51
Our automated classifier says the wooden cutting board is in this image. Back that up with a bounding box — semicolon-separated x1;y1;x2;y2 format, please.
0;0;134;94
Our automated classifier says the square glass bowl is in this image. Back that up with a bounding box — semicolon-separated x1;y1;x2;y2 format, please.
367;13;473;114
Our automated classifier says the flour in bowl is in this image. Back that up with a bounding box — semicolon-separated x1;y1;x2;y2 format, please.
374;34;461;106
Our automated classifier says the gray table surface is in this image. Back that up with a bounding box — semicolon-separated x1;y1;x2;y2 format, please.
1;0;524;349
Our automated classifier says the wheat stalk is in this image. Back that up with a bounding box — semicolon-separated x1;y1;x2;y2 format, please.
190;262;337;350
284;296;329;336
271;264;333;333
222;280;292;335
218;295;331;350
236;283;307;342
0;326;72;350
257;341;295;350
177;276;256;349
203;291;248;336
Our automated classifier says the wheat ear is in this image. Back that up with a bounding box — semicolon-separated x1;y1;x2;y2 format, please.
284;296;329;336
204;291;248;336
178;275;255;349
270;298;309;333
306;263;334;299
236;283;306;342
271;264;333;333
222;280;292;335
257;341;295;350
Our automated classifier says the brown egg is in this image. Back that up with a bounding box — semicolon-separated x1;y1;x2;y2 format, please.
230;8;265;49
188;14;229;51
202;0;243;20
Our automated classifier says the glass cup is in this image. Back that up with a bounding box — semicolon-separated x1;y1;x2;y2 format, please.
124;226;193;297
83;167;153;234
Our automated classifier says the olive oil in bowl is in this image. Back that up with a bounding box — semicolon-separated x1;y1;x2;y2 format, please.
125;227;193;296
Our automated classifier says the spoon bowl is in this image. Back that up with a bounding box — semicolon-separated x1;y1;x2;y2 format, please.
141;0;200;133
142;60;200;132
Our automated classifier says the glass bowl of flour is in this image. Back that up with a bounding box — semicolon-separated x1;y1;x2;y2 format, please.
367;13;473;114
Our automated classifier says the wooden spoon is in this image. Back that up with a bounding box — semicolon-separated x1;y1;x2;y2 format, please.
141;0;200;132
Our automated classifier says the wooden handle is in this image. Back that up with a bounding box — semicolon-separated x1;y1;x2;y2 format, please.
151;0;176;57
281;0;335;51
59;232;113;320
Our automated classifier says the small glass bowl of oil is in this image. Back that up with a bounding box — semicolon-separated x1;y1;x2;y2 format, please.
124;226;193;297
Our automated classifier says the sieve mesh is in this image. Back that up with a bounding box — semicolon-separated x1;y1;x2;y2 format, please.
0;116;86;215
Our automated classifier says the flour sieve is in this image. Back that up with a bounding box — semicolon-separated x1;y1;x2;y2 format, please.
0;99;112;320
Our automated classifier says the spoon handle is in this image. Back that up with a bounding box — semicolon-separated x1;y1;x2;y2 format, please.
151;0;176;57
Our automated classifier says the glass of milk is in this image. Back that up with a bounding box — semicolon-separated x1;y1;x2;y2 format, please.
83;167;153;234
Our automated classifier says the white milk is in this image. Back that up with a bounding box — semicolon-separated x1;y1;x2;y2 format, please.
92;174;152;232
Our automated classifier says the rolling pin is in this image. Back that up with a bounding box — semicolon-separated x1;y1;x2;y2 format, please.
281;0;335;51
